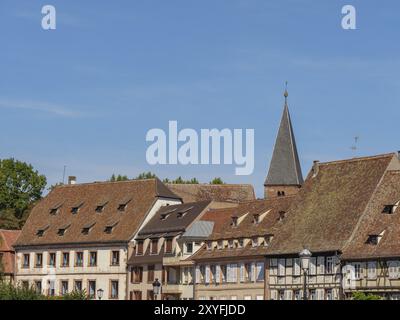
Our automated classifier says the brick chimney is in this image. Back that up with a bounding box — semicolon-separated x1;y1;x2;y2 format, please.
68;176;76;185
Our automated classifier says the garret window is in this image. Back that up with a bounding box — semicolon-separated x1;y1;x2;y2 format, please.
71;202;84;214
57;224;71;236
177;206;194;219
278;211;286;222
36;225;50;237
150;239;158;254
231;216;239;227
118;197;132;212
253;214;260;225
104;221;119;234
82;222;95;235
49;203;63;215
366;231;385;245
95;200;108;213
382;201;399;214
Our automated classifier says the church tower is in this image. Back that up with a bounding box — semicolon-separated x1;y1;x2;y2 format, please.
264;86;303;199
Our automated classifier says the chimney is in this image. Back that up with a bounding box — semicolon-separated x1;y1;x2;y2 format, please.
312;160;320;178
68;176;76;185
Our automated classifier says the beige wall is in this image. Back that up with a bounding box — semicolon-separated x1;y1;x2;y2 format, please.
15;246;127;300
195;259;266;300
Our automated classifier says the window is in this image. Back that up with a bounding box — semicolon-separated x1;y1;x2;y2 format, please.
36;226;49;237
245;263;253;282
48;280;55;296
367;261;377;279
71;203;83;214
294;290;301;301
35;281;42;294
256;262;264;282
151;239;158;254
131;267;143;283
309;257;317;275
366;234;382;245
388;261;400;279
253;214;260;224
277;259;285;276
35;253;43;268
227;264;237;283
57;225;70;236
48;253;56;267
325;289;333;300
75;252;83;267
147;265;155;282
132;291;142;300
185;242;193;254
89;251;97;266
278;290;285;300
137;241;144;255
104;222;118;234
231;216;238;227
238;238;244;248
165;238;173;254
61;252;70;267
293;258;301;276
326;257;334;274
309;289;317;300
111;251;120;266
74;280;82;292
160;213;171;220
118;204;127;212
23;254;30;268
21;281;29;290
110;280;119;299
95;205;106;213
88;281;96;299
60;280;69;295
382;204;396;214
81;223;95;235
277;191;285;197
354;263;362;279
147;290;155;300
50;208;58;215
278;211;286;221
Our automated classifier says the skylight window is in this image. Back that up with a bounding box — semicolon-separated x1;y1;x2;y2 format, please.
366;231;385;245
71;202;83;214
231;216;238;227
253;214;260;224
49;203;62;215
118;204;127;212
104;222;118;234
82;222;95;235
36;225;49;237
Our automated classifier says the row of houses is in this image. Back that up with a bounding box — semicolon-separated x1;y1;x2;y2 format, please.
2;90;400;300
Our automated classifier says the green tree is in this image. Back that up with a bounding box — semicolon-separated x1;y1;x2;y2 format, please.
352;292;382;300
134;172;157;180
110;174;129;182
210;177;224;184
0;158;46;226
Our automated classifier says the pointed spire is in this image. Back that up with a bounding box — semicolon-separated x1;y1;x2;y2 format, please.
264;85;303;187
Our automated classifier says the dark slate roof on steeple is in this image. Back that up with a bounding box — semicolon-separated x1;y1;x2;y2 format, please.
264;93;303;186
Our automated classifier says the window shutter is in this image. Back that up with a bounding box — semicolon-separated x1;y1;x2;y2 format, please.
309;257;317;275
215;265;221;283
256;262;264;281
205;265;210;284
294;258;301;276
317;257;325;274
240;263;245;282
195;266;201;284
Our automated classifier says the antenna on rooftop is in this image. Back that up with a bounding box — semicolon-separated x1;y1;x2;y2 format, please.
350;136;359;152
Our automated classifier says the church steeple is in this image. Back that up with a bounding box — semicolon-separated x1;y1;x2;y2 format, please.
264;85;303;199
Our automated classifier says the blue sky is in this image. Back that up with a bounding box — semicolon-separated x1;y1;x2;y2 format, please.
1;0;400;197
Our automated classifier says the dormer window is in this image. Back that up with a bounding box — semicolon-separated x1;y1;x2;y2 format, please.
57;224;71;236
82;222;95;235
151;239;158;254
252;238;258;247
238;238;244;248
160;213;170;220
228;240;234;248
36;225;49;237
253;214;260;225
95;201;108;213
118;204;127;212
49;203;62;215
104;221;118;234
366;231;385;245
278;211;286;222
231;216;238;227
382;202;399;214
217;241;223;249
277;191;285;197
207;242;212;250
177;206;194;219
71;202;83;214
136;241;144;255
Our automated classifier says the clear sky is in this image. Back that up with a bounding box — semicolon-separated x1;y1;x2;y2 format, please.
1;0;400;197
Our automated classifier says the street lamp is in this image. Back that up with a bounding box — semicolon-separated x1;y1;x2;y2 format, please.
152;278;161;300
97;288;104;300
299;248;312;300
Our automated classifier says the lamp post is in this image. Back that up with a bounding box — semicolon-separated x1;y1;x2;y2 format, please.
152;278;161;300
299;248;312;301
97;288;104;300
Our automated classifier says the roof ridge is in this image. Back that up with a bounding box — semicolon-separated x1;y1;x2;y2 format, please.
56;178;157;188
318;153;395;166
